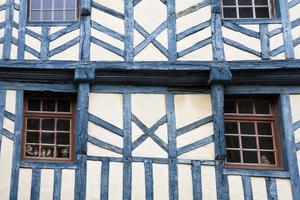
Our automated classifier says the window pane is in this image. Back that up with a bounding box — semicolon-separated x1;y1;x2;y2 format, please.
65;10;76;21
257;123;272;135
54;0;64;9
42;132;55;144
42;100;55;111
57;146;70;158
57;133;70;145
31;11;41;21
255;0;268;5
26;132;40;143
227;150;241;162
57;100;71;112
223;7;237;18
42;11;52;21
260;151;275;164
31;0;41;9
26;145;39;157
224;101;236;113
57;119;70;131
239;7;254;18
226;136;240;148
242;136;257;149
66;0;76;9
255;7;270;18
54;11;63;21
223;0;236;5
41;146;54;157
238;0;252;5
259;137;274;149
42;0;53;9
27;118;40;130
255;101;270;114
42;119;55;130
243;151;258;163
240;122;255;135
238;101;253;113
225;122;238;134
28;99;41;111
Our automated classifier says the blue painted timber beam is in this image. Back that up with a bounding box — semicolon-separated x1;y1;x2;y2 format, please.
74;66;95;82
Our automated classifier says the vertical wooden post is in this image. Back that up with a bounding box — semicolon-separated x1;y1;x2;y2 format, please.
123;93;132;200
40;26;50;60
279;0;295;59
167;0;177;61
74;83;89;200
166;94;178;200
124;0;134;61
9;90;24;200
3;0;14;59
259;24;270;60
0;90;6;152
17;0;27;59
279;94;300;200
211;84;229;200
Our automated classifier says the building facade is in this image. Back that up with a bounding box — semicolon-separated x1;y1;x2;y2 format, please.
0;0;299;199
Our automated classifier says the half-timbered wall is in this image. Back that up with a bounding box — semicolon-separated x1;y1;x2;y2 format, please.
0;0;299;61
0;85;298;199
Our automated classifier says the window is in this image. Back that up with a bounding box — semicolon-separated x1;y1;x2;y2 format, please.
22;93;76;162
224;96;283;169
28;0;78;22
222;0;276;19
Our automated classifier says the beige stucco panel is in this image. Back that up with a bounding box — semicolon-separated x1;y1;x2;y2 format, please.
92;8;124;34
289;4;300;22
0;136;13;200
295;129;300;143
132;138;168;158
40;169;54;200
88;122;123;148
153;163;169;200
10;44;18;59
289;95;300;123
88;142;122;157
90;43;124;61
178;44;213;61
18;169;32;200
228;175;244;200
134;43;168;61
224;44;260;60
134;0;167;33
132;162;146;200
132;94;166;127
25;34;41;53
49;44;79;61
86;161;101;200
109;162;123;200
178;143;215;160
176;6;211;34
251;177;268;200
89;93;123;129
201;166;217;200
276;178;293;200
4;117;15;133
176;0;201;13
93;0;124;14
177;27;211;51
60;169;75;200
177;123;213;147
91;28;124;49
178;164;193;200
175;94;212;128
5;90;16;114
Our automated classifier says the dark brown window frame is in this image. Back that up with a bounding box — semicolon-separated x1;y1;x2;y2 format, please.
221;0;277;19
21;92;76;162
27;0;80;23
224;96;283;170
